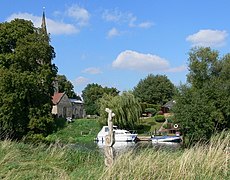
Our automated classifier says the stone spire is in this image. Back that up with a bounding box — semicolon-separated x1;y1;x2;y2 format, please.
41;7;47;35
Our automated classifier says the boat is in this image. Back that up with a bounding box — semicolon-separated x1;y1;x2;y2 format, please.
151;135;182;143
96;126;137;142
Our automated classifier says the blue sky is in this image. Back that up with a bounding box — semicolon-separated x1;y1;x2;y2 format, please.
1;0;230;95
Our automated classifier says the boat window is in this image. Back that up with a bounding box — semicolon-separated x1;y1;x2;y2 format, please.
105;127;109;132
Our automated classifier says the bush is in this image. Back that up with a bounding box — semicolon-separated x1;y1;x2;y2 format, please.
153;115;165;122
144;108;156;116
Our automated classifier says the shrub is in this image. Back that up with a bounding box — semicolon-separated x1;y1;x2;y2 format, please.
153;115;165;122
144;108;157;116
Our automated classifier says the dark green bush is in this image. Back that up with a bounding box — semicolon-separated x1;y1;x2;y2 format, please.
144;108;157;116
153;115;165;122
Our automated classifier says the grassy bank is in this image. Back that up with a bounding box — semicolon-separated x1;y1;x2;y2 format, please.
46;119;101;144
0;140;103;180
0;132;229;179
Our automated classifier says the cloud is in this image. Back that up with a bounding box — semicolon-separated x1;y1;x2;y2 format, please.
186;29;228;47
67;5;90;27
102;9;153;29
112;50;170;72
138;21;154;28
74;76;90;86
166;65;187;73
107;27;120;38
82;67;102;74
6;13;79;35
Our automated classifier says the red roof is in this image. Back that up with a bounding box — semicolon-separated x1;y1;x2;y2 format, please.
52;92;65;105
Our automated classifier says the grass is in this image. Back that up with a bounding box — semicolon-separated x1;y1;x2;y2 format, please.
46;119;101;144
100;131;230;179
0;140;103;180
0;132;229;179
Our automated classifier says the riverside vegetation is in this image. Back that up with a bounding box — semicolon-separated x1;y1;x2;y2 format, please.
0;119;229;180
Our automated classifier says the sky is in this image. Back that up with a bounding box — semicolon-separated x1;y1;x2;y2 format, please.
1;0;230;95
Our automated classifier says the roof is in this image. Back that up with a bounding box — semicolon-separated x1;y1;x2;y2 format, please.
162;100;176;109
69;98;83;104
52;92;65;105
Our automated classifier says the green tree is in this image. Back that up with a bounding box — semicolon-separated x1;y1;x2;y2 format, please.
0;19;57;138
82;83;119;115
173;47;230;144
98;92;141;129
56;74;79;99
133;74;175;105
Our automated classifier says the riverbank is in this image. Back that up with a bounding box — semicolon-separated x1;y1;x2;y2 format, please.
0;132;229;179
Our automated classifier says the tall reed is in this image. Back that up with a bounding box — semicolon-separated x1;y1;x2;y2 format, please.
100;132;229;180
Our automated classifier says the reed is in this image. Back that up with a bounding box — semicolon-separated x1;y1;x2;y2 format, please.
100;132;229;180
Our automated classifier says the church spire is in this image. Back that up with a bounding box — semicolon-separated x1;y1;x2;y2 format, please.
41;7;47;35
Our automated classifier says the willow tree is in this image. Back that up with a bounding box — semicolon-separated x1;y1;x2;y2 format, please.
98;92;141;129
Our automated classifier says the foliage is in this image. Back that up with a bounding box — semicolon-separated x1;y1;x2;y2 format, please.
133;74;175;105
174;47;230;144
56;74;79;99
82;83;119;115
0;19;57;138
144;108;157;115
98;92;142;129
153;115;165;122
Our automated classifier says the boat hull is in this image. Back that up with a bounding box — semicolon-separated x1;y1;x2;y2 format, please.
96;134;137;142
151;136;182;143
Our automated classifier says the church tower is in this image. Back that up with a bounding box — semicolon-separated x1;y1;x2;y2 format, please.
41;7;47;35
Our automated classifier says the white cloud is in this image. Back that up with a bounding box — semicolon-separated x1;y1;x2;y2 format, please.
6;13;78;35
186;29;228;47
74;76;89;86
138;21;154;28
112;50;170;72
102;9;153;29
67;5;90;27
166;65;187;73
107;27;120;38
82;67;102;74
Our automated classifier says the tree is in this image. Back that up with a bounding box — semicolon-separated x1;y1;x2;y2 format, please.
173;47;230;144
98;92;141;129
0;19;57;138
133;74;175;105
56;74;79;99
82;83;119;115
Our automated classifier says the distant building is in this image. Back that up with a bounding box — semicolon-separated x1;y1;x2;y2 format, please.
52;92;85;119
52;92;72;118
69;98;85;118
161;100;176;113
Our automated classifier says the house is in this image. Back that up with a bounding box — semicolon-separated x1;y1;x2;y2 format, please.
69;99;85;118
161;100;176;114
52;92;72;118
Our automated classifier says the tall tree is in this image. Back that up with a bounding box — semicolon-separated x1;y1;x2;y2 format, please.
133;74;175;105
82;83;119;115
173;47;230;144
56;74;78;99
98;92;141;129
0;19;57;138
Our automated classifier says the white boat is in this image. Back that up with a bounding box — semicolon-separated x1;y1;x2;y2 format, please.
151;135;182;143
96;126;137;142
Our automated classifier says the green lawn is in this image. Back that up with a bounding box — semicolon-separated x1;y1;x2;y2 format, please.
46;119;101;144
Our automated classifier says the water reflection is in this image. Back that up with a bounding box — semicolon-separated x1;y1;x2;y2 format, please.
97;141;181;166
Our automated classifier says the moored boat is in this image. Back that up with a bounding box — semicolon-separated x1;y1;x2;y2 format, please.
151;135;182;143
96;126;137;142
